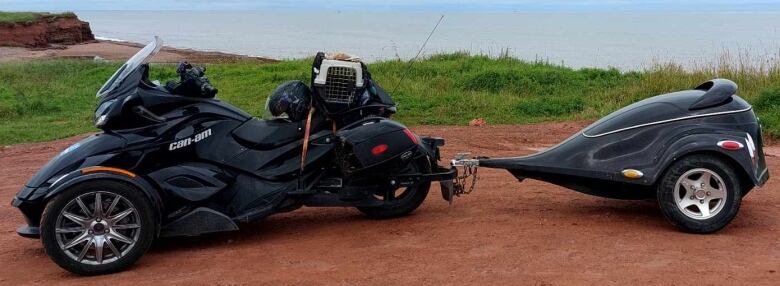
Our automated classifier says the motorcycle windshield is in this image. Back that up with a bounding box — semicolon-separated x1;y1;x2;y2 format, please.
96;36;163;98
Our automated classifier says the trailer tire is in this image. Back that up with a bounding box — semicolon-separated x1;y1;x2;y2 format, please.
656;154;742;234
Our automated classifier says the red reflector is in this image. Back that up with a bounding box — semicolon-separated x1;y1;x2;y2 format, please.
717;140;744;150
402;129;418;144
371;144;388;156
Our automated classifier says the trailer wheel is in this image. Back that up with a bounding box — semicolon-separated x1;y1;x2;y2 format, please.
358;159;431;219
40;180;156;275
656;155;742;233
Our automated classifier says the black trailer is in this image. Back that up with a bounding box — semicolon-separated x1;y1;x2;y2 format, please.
449;79;769;234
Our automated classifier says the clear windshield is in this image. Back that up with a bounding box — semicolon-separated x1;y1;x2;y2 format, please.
96;36;163;97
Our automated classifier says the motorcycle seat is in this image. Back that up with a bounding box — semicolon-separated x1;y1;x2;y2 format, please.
231;118;302;149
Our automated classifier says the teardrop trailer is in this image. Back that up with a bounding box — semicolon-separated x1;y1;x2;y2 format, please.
447;79;769;234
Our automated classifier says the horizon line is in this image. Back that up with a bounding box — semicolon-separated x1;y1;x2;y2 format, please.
5;4;780;13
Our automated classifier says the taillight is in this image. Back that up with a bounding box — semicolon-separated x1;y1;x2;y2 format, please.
371;144;388;156
717;140;744;150
402;128;418;144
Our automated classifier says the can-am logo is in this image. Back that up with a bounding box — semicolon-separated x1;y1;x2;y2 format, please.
169;129;212;151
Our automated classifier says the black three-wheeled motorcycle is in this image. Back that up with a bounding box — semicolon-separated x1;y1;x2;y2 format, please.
11;37;456;275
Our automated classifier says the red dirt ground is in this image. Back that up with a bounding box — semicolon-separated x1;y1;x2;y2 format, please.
0;122;778;285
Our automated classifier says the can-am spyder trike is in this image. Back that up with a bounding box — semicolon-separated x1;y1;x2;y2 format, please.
11;37;458;275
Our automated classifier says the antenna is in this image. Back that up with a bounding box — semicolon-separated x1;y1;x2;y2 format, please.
391;14;445;94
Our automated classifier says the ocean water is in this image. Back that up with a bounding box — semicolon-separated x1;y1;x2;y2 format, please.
77;11;780;70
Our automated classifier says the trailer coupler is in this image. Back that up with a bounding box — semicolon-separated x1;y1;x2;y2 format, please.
441;153;481;203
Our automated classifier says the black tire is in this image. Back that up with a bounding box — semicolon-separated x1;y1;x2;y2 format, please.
40;180;156;275
656;155;743;234
357;159;432;219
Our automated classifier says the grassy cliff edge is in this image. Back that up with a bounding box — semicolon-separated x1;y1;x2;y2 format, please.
0;11;77;24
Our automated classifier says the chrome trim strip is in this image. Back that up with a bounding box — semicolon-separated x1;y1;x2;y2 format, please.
745;132;756;159
582;107;753;138
758;168;769;181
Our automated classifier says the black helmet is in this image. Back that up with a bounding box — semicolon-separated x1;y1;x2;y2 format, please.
265;80;312;121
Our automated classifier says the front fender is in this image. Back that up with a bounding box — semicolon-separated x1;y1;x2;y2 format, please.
24;133;126;189
43;171;163;211
13;170;163;238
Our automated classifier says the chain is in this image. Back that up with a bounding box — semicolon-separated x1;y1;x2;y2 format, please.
453;164;479;196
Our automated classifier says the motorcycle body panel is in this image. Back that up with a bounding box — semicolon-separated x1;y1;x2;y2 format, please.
337;118;419;172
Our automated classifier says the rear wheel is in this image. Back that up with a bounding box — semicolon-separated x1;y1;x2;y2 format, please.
357;159;432;219
40;180;156;275
656;155;743;234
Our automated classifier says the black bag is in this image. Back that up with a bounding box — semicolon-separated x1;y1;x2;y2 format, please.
165;62;218;98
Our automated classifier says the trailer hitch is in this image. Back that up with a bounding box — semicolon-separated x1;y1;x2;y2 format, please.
441;153;481;204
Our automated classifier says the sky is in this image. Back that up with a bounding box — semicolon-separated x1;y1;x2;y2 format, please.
2;0;780;12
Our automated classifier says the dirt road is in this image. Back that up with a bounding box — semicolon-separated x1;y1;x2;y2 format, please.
0;122;778;285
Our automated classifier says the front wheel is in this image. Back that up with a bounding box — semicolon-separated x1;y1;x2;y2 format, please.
357;159;432;219
656;155;743;234
40;180;156;275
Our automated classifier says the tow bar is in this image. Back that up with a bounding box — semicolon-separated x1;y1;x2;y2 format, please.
441;153;481;204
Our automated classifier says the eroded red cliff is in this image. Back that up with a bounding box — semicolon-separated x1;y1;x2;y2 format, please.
0;14;94;48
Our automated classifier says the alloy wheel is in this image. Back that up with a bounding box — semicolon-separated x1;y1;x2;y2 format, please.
54;191;141;265
673;168;728;220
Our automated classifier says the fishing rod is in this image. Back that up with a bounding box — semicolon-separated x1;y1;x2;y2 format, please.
391;14;445;94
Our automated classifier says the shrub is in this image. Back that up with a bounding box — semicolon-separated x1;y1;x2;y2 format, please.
513;95;585;117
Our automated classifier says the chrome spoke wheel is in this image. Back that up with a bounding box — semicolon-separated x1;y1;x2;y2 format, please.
674;168;727;220
54;191;141;265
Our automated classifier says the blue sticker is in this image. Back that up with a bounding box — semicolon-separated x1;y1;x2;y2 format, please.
60;142;81;156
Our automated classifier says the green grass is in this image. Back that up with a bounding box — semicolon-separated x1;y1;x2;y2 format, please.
1;54;779;145
0;11;76;24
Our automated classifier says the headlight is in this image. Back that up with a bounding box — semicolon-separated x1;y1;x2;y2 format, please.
93;99;116;128
95;114;108;127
